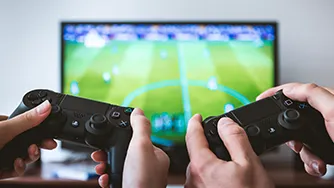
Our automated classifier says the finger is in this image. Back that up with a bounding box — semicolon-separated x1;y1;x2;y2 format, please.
98;174;109;188
14;158;25;176
217;117;256;164
130;108;151;139
324;87;334;95
154;146;170;170
286;141;303;153
25;144;40;164
95;163;107;175
0;115;8;121
282;83;334;120
256;82;301;101
40;139;57;150
91;150;107;162
0;100;51;144
300;147;326;176
304;163;324;177
185;114;216;162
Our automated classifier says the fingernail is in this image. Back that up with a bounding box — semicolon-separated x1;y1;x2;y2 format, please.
98;176;103;183
311;162;321;175
132;108;144;116
218;117;234;125
36;100;50;115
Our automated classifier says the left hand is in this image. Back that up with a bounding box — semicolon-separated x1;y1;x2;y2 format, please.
0;100;57;179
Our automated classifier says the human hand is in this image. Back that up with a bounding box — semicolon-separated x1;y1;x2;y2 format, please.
0;100;57;179
184;114;274;188
91;108;170;188
257;82;334;177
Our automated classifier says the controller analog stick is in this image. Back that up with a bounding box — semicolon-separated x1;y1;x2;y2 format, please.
278;109;302;130
90;114;108;130
48;105;67;125
50;105;64;119
283;109;300;123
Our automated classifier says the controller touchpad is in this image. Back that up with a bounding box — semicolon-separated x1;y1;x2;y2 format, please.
232;98;281;126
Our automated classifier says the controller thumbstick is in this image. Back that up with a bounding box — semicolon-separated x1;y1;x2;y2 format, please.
278;109;302;130
49;105;67;123
283;109;300;123
90;114;108;130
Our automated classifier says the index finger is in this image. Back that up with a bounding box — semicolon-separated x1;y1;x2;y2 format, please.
256;82;300;101
283;83;334;121
185;114;216;161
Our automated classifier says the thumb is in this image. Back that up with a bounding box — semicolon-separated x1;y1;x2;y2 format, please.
0;100;51;144
217;117;257;164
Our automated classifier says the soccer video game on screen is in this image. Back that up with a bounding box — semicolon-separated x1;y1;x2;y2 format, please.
62;22;276;147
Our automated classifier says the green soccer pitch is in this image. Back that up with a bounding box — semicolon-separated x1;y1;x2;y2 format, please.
63;40;275;146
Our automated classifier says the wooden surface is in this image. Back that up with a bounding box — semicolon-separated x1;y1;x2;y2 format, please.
1;162;334;188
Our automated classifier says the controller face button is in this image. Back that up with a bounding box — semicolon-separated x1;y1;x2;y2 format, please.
42;96;52;103
90;114;108;130
124;108;133;115
27;93;38;100
284;99;293;106
31;98;42;105
118;120;129;128
38;91;47;98
110;111;121;119
246;125;260;137
283;109;300;123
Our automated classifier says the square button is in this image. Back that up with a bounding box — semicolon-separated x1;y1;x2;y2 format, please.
111;111;121;119
284;99;293;106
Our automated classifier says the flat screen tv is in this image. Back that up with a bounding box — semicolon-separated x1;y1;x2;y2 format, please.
60;21;278;172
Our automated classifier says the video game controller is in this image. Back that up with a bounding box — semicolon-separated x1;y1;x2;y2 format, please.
0;89;134;188
203;90;334;164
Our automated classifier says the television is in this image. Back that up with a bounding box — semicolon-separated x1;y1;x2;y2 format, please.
59;21;278;172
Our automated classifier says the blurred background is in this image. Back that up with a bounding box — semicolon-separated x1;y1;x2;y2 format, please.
0;0;333;115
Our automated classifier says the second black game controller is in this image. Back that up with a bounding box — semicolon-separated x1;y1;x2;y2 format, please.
0;89;134;188
203;90;334;164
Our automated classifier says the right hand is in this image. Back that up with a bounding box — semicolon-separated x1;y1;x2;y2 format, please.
184;114;274;188
91;108;170;188
257;82;334;177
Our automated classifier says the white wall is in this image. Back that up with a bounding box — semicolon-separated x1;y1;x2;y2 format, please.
0;0;334;115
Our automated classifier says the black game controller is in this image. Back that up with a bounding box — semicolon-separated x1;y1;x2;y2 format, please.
0;89;134;188
203;90;334;164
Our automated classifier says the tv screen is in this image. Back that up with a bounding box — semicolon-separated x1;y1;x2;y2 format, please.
60;21;278;170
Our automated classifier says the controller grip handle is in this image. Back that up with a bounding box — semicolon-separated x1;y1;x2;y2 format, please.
107;129;132;188
0;102;65;171
0;125;51;171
